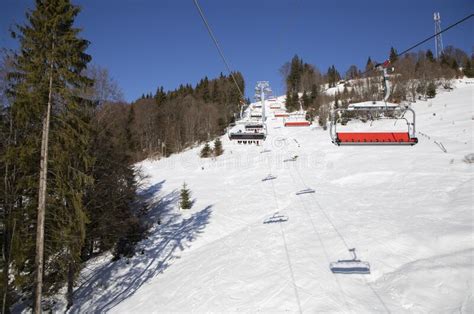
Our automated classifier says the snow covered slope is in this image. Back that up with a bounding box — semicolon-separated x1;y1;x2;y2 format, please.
64;79;473;313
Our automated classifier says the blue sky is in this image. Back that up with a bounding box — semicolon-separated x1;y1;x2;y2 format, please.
1;0;472;102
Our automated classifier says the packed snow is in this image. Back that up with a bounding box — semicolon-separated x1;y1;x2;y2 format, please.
57;79;473;313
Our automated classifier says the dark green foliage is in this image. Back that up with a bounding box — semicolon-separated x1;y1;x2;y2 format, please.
129;72;245;159
1;1;145;309
463;58;474;78
389;47;398;64
3;0;94;302
426;82;437;98
426;50;435;62
365;57;374;73
154;86;166;105
213;138;223;156
200;142;211;158
180;183;192;210
326;65;340;88
301;91;311;109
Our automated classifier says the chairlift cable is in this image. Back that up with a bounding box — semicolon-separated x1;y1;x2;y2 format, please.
287;166;352;310
396;13;473;58
192;0;245;100
358;13;474;78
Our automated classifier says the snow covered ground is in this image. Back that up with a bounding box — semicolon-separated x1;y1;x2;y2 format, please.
61;79;473;313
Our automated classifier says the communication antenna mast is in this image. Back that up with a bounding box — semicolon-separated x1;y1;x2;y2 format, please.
434;12;444;59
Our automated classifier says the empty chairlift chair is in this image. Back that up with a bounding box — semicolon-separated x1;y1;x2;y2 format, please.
330;103;418;145
284;111;311;127
330;248;370;274
329;60;418;146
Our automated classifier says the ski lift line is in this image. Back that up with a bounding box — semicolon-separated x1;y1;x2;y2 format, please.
286;168;352;310
279;224;303;314
355;13;474;79
192;0;245;99
396;13;473;58
292;165;351;250
289;168;389;311
264;161;302;314
363;277;392;313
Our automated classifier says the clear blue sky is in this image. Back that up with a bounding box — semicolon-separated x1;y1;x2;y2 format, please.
1;0;472;102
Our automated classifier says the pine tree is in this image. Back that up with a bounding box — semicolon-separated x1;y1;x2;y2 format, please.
180;182;192;210
389;47;398;63
365;57;374;73
200;142;211;158
213;138;223;156
6;0;93;309
463;58;474;77
154;86;166;105
285;90;293;111
301;91;310;109
426;82;437;98
426;49;435;62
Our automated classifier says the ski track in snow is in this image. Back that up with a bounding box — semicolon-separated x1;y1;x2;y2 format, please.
53;79;473;313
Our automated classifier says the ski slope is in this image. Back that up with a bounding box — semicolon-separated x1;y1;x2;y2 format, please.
62;79;473;313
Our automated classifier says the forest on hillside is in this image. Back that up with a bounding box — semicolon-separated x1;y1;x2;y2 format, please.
0;1;244;311
280;47;473;128
0;0;472;312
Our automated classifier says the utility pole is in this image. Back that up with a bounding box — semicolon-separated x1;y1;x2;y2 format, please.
34;41;54;314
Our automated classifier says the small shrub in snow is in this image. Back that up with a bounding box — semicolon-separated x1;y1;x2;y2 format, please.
180;182;192;210
427;82;437;98
200;142;211;158
213;138;223;156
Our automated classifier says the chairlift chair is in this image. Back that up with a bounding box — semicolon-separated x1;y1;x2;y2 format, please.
329;60;418;146
284;110;311;127
329;248;370;274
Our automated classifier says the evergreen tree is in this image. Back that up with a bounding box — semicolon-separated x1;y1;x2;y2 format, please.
180;182;192;210
426;82;437;98
154;86;166;105
365;57;374;73
310;84;319;101
301;91;311;109
389;47;398;63
5;0;94;309
426;49;435;62
463;58;474;77
200;142;211;158
213;138;223;156
285;90;293;111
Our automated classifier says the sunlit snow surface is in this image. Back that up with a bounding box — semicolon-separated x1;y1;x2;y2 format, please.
59;79;473;313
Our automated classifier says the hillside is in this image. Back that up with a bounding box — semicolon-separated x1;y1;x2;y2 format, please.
60;79;473;313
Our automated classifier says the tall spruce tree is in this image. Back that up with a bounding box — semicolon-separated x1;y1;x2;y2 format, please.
389;47;398;64
180;183;192;210
5;0;93;310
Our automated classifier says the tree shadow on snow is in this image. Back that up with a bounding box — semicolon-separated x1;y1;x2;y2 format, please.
68;189;212;313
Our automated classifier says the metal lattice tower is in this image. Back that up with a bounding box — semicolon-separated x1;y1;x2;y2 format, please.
434;12;444;59
255;81;271;122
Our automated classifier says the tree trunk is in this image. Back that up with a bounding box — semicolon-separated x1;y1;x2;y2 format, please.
34;43;54;314
66;260;74;310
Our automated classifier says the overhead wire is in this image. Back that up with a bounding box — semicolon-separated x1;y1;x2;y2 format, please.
192;0;245;100
357;13;474;78
292;161;390;313
262;137;303;313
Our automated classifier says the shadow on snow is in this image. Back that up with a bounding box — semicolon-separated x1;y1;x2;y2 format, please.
68;183;212;313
